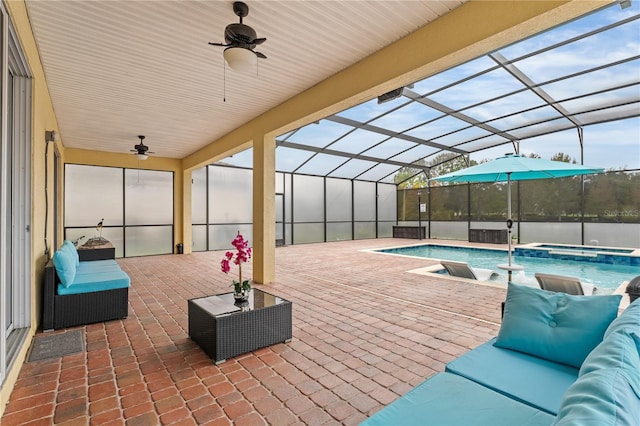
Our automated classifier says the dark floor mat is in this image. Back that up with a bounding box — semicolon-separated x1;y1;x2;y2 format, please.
28;330;85;362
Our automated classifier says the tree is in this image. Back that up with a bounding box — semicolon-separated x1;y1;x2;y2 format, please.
393;152;474;189
429;153;476;181
394;160;427;189
550;152;577;164
522;153;580;221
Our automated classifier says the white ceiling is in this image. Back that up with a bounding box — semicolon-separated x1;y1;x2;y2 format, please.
25;0;466;159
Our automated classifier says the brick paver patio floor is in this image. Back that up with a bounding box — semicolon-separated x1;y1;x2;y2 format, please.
2;239;508;425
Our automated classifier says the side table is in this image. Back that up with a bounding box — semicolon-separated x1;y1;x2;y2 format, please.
188;289;292;364
78;239;115;261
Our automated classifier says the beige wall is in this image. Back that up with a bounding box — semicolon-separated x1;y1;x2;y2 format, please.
1;0;610;416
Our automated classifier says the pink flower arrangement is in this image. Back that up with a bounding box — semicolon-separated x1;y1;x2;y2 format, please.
221;232;252;293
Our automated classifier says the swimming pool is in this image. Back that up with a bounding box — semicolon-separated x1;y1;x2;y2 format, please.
376;244;640;291
515;243;639;265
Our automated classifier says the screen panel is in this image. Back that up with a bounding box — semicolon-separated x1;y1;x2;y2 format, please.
125;169;173;225
125;226;173;256
378;183;396;221
354;181;376;221
65;165;123;227
326;178;352;222
293;175;324;222
209;224;253;251
65;227;124;258
192;225;207;252
209;166;253;223
327;222;352;242
354;222;376;239
192;167;207;224
377;222;394;238
293;223;324;244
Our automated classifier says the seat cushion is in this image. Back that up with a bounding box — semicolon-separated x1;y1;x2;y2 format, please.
495;282;621;368
446;338;579;415
360;372;554;426
76;259;122;275
57;270;130;295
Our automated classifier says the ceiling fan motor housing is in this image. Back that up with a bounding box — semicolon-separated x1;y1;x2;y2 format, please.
135;144;149;154
224;23;257;46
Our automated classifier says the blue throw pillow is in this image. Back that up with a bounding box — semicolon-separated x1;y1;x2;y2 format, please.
62;240;80;267
52;249;76;288
495;283;621;368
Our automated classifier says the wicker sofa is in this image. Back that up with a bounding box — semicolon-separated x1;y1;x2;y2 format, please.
362;284;640;426
42;240;130;331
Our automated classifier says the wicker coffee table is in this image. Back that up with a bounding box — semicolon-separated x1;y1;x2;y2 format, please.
188;289;292;364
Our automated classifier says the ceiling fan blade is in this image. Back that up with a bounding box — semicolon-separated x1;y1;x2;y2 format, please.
208;42;229;47
252;37;266;45
255;51;267;59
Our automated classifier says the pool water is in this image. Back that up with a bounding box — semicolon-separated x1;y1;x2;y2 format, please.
377;244;640;291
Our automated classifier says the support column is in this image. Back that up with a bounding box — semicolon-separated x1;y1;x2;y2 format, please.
253;133;276;284
181;169;193;254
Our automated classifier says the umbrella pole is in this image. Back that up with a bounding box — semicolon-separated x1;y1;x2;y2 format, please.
499;173;523;281
507;174;513;276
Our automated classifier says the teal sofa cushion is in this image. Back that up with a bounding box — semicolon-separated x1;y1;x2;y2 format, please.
604;298;640;339
62;240;80;267
558;305;640;425
57;270;130;295
52;248;76;288
553;368;640;426
360;372;554;426
446;338;579;415
495;283;621;368
580;329;640;379
76;259;122;275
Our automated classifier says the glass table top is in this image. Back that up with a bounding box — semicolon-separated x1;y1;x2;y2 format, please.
192;289;287;316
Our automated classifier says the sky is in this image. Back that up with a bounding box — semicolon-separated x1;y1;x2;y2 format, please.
219;1;640;179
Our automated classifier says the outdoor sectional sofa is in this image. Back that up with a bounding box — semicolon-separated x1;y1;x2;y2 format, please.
43;240;130;331
362;283;640;425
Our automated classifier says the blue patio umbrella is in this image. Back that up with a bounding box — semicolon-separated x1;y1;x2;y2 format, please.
430;153;604;273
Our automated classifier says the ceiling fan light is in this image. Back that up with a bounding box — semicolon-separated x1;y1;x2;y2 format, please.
135;153;148;161
224;47;256;72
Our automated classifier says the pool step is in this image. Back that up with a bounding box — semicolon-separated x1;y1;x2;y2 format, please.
549;250;597;258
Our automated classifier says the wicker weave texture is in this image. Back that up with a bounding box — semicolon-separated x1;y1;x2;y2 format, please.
189;295;292;363
54;288;129;329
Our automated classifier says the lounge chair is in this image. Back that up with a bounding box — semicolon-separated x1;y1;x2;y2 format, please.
440;260;496;282
534;272;595;296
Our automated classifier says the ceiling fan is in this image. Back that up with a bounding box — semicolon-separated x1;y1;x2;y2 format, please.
208;1;267;72
131;135;154;160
